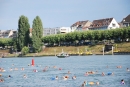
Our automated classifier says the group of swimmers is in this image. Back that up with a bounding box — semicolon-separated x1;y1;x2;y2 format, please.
0;64;129;86
81;65;129;87
51;71;76;80
9;67;24;71
62;75;76;80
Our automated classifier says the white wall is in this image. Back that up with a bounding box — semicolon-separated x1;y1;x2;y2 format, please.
8;30;13;37
71;27;77;32
108;18;119;29
60;27;71;33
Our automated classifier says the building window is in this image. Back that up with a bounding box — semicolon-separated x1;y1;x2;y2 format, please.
112;23;116;27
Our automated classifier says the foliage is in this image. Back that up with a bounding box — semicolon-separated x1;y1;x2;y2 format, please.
42;27;130;45
1;27;130;48
21;46;29;55
32;16;43;52
0;38;13;48
17;15;30;51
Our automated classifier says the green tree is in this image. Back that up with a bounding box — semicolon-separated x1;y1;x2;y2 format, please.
21;46;29;55
42;27;130;45
32;16;43;52
17;15;30;51
0;38;13;48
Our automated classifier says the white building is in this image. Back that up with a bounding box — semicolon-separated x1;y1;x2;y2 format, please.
0;29;17;38
121;14;130;27
71;20;92;31
89;18;119;30
59;27;71;33
43;27;60;36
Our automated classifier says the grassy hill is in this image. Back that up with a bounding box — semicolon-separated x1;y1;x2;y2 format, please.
1;42;130;57
26;42;130;56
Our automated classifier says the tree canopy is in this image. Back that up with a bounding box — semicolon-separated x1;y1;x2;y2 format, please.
17;15;30;51
32;16;43;52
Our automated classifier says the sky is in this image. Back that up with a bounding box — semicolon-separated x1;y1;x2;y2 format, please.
0;0;130;30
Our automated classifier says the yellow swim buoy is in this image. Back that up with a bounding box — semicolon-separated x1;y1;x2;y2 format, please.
89;82;94;85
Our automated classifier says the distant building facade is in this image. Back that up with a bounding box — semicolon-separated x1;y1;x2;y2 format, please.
89;18;119;30
29;28;32;37
121;14;130;27
43;27;60;36
71;20;92;31
0;29;17;38
59;27;72;33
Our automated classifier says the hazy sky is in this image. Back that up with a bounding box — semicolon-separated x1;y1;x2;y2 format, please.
0;0;130;30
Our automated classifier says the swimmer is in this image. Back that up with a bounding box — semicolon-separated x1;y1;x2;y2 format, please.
43;67;48;72
81;81;86;87
121;79;125;84
33;69;38;72
0;68;5;72
12;64;14;66
117;66;122;68
102;72;105;76
14;68;18;70
43;69;46;72
85;72;89;76
68;71;71;74
81;83;85;87
63;76;67;80
23;74;27;78
21;67;24;70
59;68;62;70
10;68;13;71
127;68;130;71
0;79;4;82
96;82;100;85
53;66;57;68
63;76;69;80
8;75;11;78
55;76;58;80
88;71;95;74
72;76;76;80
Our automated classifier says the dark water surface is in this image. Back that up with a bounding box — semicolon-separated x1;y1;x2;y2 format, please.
0;55;130;87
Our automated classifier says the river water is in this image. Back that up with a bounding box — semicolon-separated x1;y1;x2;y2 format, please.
0;55;130;87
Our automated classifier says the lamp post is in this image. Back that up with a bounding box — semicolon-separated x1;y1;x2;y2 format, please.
103;47;104;55
112;46;114;55
15;48;17;57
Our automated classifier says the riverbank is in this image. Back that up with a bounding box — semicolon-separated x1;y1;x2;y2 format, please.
1;42;130;58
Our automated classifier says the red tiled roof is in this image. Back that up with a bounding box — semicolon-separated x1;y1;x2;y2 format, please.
71;20;89;27
29;28;32;33
90;18;113;28
122;14;130;22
